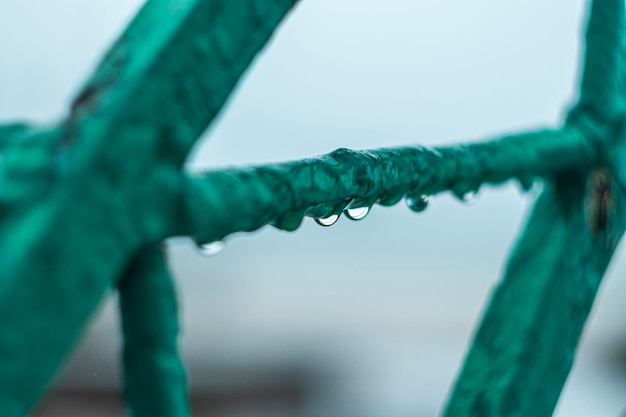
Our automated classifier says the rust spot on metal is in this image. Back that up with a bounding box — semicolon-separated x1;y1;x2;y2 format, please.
69;86;99;118
57;86;101;153
60;78;114;151
585;167;612;233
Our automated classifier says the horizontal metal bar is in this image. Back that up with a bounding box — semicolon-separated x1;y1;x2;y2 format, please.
176;127;596;244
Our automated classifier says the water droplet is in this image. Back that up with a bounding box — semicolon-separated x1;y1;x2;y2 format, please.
455;190;479;205
517;175;534;192
197;241;225;257
315;214;339;227
377;190;404;207
273;210;304;231
345;207;369;220
405;194;430;213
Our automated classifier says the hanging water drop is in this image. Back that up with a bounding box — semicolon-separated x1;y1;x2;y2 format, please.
345;206;369;221
273;210;305;232
315;214;339;227
532;178;545;194
455;190;479;205
197;241;225;257
517;175;534;192
405;194;430;213
377;189;404;207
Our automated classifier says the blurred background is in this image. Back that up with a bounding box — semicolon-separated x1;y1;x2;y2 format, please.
3;0;626;416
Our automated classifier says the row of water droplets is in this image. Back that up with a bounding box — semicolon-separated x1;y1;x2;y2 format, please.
196;189;481;257
314;185;483;228
195;189;480;257
314;205;368;227
194;173;546;258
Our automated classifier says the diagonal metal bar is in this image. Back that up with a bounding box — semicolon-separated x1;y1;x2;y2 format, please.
118;247;190;417
443;168;626;417
443;0;626;414
66;0;298;168
0;1;298;415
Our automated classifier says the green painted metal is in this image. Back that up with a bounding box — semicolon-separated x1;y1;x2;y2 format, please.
118;247;190;417
0;0;297;415
0;124;30;150
180;128;594;244
443;173;626;417
443;1;626;415
0;0;624;416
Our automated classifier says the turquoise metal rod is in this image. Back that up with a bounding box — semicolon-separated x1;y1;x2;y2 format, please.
444;0;626;415
118;247;190;417
180;127;595;245
0;1;298;415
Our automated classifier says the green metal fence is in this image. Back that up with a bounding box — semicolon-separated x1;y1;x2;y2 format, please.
1;0;625;416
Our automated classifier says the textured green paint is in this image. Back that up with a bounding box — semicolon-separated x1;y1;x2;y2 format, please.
180;128;595;244
444;0;626;415
0;0;623;416
567;0;625;140
118;247;189;417
0;124;30;150
0;0;297;415
68;0;298;168
443;173;626;417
